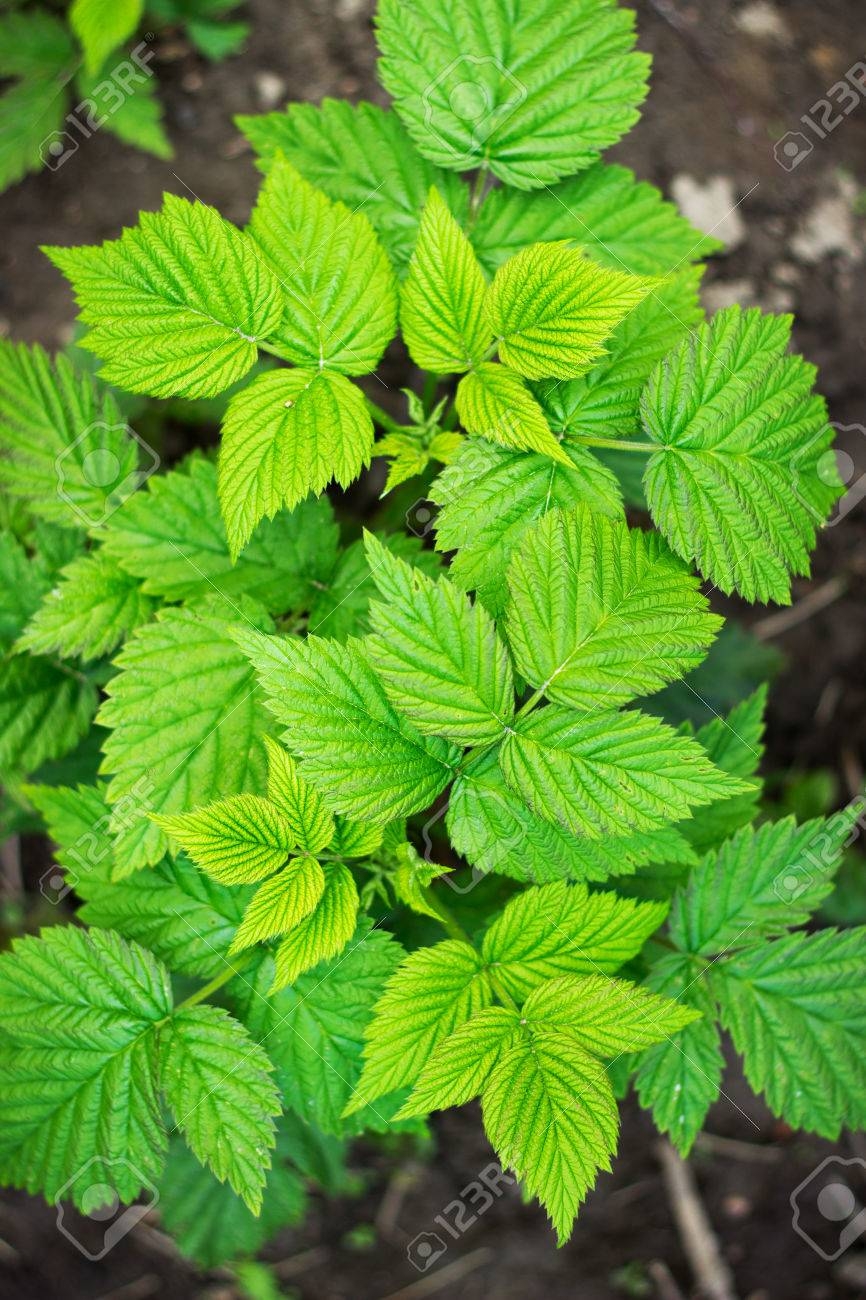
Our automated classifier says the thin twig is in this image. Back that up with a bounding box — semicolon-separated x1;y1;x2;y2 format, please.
656;1140;739;1300
647;1259;687;1300
694;1132;782;1164
380;1247;493;1300
375;1162;424;1241
93;1276;161;1300
272;1246;329;1280
751;576;846;640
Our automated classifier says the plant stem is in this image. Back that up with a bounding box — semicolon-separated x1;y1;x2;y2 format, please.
572;435;655;454
258;340;295;362
175;954;253;1012
365;397;402;433
466;164;490;233
421;372;439;413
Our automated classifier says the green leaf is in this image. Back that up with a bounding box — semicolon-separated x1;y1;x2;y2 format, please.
677;687;767;854
0;534;48;646
0;926;170;1205
521;973;700;1055
363;530;514;746
248;158;396;373
485;243;652;380
0;342;143;530
230;857;326;953
455;362;568;462
161;1004;281;1213
448;746;698;884
482;1032;618;1242
346;940;491;1113
70;0;143;74
499;704;746;839
44;197;284;399
433;436;623;615
329;816;383;860
235;922;404;1134
633;953;723;1155
307;533;441;642
234;627;459;823
397;1006;521;1118
536;268;705;440
641;306;841;603
400;187;490;372
0;653;97;778
669;813;857;957
155;794;293;885
218;367;373;559
392;842;453;921
271;862;359;990
472;163;721;276
18;550;155;661
375;0;649;189
505;505;720;711
103;456;339;610
98;602;272;871
263;736;334;853
159;1133;305;1268
711;928;866;1135
0;12;75;190
481;881;667;1000
236;99;468;271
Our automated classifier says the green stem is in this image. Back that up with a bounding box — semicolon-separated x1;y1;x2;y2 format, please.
421;372;439;413
175;954;253;1013
258;340;295;363
571;436;655;454
466;164;490;233
365;397;402;434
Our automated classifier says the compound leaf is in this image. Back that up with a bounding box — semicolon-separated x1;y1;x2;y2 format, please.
522;973;700;1055
18;550;155;662
271;862;359;990
263;736;335;854
230;858;326;954
455;362;568;461
397;1007;521;1118
156;794;293;886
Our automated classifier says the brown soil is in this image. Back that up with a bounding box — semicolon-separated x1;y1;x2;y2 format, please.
1;1;866;1297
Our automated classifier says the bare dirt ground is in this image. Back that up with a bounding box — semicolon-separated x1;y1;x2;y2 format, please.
1;2;866;1297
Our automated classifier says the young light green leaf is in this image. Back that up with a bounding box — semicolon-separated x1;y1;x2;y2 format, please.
376;0;649;189
400;187;490;372
522;974;701;1056
345;940;492;1114
499;705;747;839
363;530;514;746
0;926;170;1206
98;602;272;871
328;816;383;859
505;505;720;710
482;1033;619;1243
18;550;155;662
711;927;866;1136
472;163;720;276
536;267;705;440
455;362;569;462
271;862;359;991
485;243;652;380
396;1007;521;1118
230;858;326;954
432;436;623;615
218;367;373;559
237;98;469;271
669;812;858;957
160;1004;281;1213
263;736;334;853
248;157;396;374
155;794;293;886
234;627;459;823
392;842;453;922
44;197;284;399
103;456;339;611
70;0;143;76
481;881;667;1000
641;307;841;603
